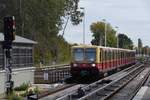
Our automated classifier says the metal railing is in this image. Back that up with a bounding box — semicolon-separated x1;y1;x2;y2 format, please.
34;64;70;84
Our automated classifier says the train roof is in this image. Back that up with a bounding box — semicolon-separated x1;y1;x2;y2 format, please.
71;45;135;52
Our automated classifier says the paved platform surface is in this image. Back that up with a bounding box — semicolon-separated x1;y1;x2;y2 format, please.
133;86;150;100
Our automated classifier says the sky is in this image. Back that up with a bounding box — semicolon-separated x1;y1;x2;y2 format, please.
62;0;150;47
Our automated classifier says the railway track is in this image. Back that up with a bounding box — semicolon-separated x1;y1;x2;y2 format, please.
39;84;85;100
39;63;139;100
56;63;144;100
109;66;150;100
38;84;76;99
78;64;144;100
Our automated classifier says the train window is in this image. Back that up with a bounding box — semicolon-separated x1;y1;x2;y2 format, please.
112;51;115;60
105;50;107;60
111;50;113;60
85;48;96;62
115;51;116;59
99;49;102;62
103;50;105;61
108;50;111;60
111;51;112;60
116;51;118;59
111;51;113;60
73;48;84;61
105;50;107;61
108;51;110;60
119;51;120;59
114;51;116;59
106;50;108;60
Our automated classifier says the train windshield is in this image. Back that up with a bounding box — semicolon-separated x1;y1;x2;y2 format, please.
73;48;84;61
85;48;96;62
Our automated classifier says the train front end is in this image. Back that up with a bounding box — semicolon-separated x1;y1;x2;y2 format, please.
70;46;100;79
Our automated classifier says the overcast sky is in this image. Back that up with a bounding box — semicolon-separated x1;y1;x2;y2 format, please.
62;0;150;46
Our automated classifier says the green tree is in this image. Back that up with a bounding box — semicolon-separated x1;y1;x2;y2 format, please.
90;21;117;47
0;0;82;64
118;34;133;49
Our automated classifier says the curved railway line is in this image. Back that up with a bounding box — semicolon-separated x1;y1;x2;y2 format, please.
56;62;148;100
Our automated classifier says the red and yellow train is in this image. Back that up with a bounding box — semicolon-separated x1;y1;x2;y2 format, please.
70;45;135;79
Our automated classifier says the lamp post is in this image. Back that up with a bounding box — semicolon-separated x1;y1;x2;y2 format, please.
80;7;85;45
102;19;107;47
115;26;119;48
115;26;119;68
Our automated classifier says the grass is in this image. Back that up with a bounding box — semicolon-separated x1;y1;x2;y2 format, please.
8;93;22;100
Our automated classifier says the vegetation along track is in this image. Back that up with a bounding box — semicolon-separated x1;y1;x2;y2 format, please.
56;63;143;100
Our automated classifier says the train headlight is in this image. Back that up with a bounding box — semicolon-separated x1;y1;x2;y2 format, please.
73;63;77;67
91;63;96;67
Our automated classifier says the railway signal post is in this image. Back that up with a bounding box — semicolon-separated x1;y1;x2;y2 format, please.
3;16;16;95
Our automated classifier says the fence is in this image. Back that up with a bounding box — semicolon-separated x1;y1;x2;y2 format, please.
34;64;70;84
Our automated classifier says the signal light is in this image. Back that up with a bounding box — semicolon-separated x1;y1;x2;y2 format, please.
4;16;16;41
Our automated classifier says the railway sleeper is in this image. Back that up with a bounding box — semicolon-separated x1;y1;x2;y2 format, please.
84;86;93;92
100;89;112;94
96;81;104;85
96;92;107;97
92;84;99;88
103;88;115;92
110;85;120;88
106;86;118;90
84;88;91;92
111;83;122;87
101;79;112;84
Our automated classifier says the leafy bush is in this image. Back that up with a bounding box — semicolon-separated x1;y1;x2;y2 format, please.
34;86;39;94
14;82;29;91
8;93;22;100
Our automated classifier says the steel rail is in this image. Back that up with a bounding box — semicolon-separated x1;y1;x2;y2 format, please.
78;64;144;100
56;63;142;100
128;67;150;100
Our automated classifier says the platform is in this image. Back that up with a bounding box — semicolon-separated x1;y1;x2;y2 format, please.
133;71;150;100
133;86;150;100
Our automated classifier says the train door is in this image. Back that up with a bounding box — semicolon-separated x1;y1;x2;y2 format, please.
120;51;122;65
102;49;104;71
119;50;121;66
112;50;115;68
114;50;116;67
104;49;107;71
107;50;109;69
125;52;127;64
116;50;118;67
110;50;112;69
123;51;125;65
104;50;107;70
99;48;103;70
